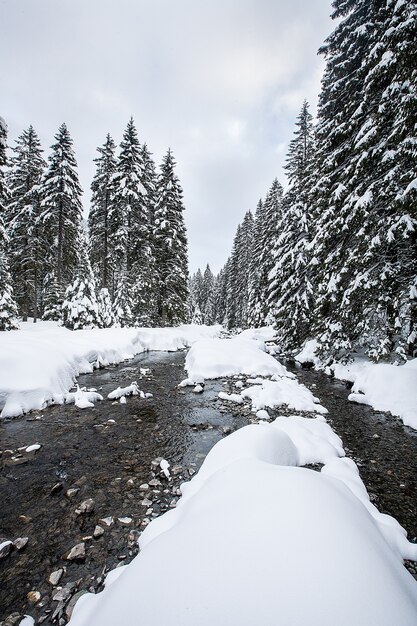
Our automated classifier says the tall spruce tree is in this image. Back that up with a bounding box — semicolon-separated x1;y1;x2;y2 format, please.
0;116;19;330
247;198;265;327
268;102;314;347
226;212;254;329
154;149;188;325
89;134;117;292
255;178;283;325
7;126;46;320
41;123;83;302
62;230;101;330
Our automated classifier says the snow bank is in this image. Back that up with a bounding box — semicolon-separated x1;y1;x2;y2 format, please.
185;337;289;381
241;378;328;414
295;338;320;366
332;359;417;430
295;340;417;430
69;419;417;626
0;322;221;418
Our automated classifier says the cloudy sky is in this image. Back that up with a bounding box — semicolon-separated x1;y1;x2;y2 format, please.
1;0;334;273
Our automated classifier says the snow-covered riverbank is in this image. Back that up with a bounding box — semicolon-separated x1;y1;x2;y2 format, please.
295;339;417;430
0;322;221;418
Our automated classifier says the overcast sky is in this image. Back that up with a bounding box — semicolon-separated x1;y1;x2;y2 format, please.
1;0;334;273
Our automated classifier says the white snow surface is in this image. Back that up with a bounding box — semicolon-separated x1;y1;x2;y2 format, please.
185;337;290;381
69;418;417;626
332;359;417;430
295;341;417;430
0;322;221;418
241;378;328;414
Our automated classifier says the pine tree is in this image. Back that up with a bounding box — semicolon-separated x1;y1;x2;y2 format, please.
7;126;46;321
41;123;83;299
201;264;215;324
42;270;62;321
269;102;315;347
191;304;203;325
190;268;204;311
108;118;148;289
226;212;254;329
113;269;134;327
213;265;228;325
89;134;117;291
0;116;19;330
247;199;265;327
255;179;283;325
97;287;116;328
62;230;101;330
154;149;188;325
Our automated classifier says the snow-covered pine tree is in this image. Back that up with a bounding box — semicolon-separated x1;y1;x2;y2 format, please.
113;269;134;327
201;264;215;324
154;149;188;325
141;142;157;229
189;268;204;312
191;304;203;325
213;265;228;325
226;212;254;329
97;287;116;328
41;123;83;301
247;198;265;327
108;118;148;290
42;271;62;321
62;230;101;330
7;126;46;321
89;134;117;292
269;102;315;348
0;116;19;330
254;178;283;325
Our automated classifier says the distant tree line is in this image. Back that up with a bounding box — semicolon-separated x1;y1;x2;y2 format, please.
0;117;188;330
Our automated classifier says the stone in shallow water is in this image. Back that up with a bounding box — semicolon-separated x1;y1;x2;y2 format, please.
13;536;28;551
64;542;86;561
65;488;79;499
75;498;95;515
99;516;114;527
27;590;41;603
48;568;64;585
93;525;105;538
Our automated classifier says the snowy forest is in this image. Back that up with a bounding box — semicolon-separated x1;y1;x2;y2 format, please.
0;118;188;331
1;0;416;366
190;0;416;364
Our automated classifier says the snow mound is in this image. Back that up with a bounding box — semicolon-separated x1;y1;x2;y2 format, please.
241;378;328;414
185;337;290;381
69;456;417;626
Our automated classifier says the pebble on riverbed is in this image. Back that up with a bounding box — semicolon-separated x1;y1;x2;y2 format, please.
93;525;105;538
48;569;64;585
13;537;28;551
75;499;95;515
63;542;86;561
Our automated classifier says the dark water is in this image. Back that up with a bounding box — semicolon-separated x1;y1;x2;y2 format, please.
0;351;247;624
